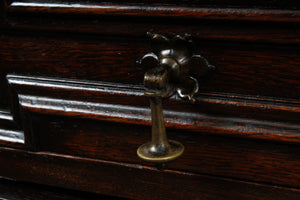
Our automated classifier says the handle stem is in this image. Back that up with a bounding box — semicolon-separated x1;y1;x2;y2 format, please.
150;97;170;149
137;97;184;163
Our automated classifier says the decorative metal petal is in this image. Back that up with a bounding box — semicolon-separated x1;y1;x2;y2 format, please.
140;33;215;103
138;52;159;70
171;34;193;63
147;32;170;56
176;76;199;103
189;55;215;79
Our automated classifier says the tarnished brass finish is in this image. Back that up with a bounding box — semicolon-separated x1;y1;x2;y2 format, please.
137;97;184;163
137;33;214;164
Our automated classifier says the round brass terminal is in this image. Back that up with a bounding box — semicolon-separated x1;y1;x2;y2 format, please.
137;140;184;163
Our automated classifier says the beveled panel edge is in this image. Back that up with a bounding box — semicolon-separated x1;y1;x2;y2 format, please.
8;1;300;23
18;94;300;144
0;109;25;147
6;0;300;10
0;109;13;122
0;129;24;144
7;74;300;144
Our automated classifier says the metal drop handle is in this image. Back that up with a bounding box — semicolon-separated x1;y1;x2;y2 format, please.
137;33;215;164
137;97;184;163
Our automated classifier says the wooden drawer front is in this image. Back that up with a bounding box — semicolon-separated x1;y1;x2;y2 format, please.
0;0;299;110
4;74;300;190
0;1;300;199
0;34;300;109
30;114;300;189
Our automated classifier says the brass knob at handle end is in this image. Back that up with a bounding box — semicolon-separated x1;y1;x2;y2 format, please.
137;97;184;163
137;140;184;163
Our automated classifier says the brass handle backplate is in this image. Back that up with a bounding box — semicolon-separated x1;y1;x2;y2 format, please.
137;33;215;164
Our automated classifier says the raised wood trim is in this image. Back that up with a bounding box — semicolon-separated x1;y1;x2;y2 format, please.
4;16;299;45
0;109;24;147
5;74;300;190
0;128;24;144
8;1;300;22
0;110;14;129
7;74;300;144
18;94;300;144
3;1;299;44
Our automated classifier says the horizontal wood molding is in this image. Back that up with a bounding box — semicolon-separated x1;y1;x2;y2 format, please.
8;1;300;22
4;74;300;190
7;74;300;143
18;94;300;143
4;17;299;45
4;1;300;45
0;34;299;112
1;1;299;198
0;129;24;144
1;147;300;200
0;110;14;129
5;0;300;10
0;109;24;147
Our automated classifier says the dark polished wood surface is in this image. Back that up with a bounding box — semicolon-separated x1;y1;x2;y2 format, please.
0;178;129;200
1;147;300;200
0;0;299;199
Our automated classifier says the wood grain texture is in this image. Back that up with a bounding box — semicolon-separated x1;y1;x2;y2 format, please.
8;74;300;133
1;147;300;200
23;113;300;189
7;1;300;22
5;0;300;10
0;33;299;109
0;0;299;199
5;75;300;189
17;94;300;141
4;15;300;44
0;178;127;200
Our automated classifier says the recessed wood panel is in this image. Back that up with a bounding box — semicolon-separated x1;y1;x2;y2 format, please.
26;113;300;189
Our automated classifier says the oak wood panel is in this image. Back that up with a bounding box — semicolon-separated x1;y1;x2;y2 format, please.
17;94;300;141
1;147;300;200
8;74;300;130
0;34;144;109
6;75;300;189
0;34;299;110
4;16;299;45
0;0;299;199
20;112;300;189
